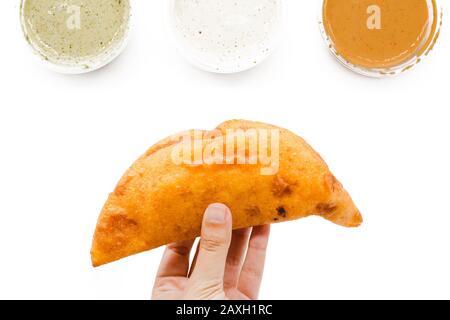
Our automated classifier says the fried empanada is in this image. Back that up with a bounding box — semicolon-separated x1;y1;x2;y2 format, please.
91;120;362;266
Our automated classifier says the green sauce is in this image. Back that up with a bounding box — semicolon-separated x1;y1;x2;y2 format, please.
21;0;130;70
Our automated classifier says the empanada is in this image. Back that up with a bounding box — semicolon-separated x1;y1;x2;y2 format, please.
91;120;362;266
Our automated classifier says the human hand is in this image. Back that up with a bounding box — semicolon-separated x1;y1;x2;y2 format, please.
152;203;270;300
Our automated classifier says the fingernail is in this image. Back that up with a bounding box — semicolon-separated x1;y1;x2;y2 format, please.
205;203;228;223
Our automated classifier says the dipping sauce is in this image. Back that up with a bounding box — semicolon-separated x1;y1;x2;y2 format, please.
170;0;282;73
21;0;130;73
322;0;441;74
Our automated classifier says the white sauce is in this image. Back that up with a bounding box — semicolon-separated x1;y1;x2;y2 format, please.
170;0;282;73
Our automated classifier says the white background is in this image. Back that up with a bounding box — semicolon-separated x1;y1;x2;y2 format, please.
1;0;449;300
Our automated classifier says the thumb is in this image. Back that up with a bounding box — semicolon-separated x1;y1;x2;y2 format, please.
187;204;232;297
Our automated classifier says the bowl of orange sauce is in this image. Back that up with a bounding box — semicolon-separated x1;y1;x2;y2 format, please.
320;0;442;77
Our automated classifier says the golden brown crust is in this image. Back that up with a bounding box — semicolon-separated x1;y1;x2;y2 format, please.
91;120;362;267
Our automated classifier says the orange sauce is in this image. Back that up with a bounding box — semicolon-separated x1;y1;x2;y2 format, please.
323;0;437;69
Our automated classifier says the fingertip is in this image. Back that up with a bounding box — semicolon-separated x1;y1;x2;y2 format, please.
253;224;271;237
249;225;270;250
156;240;195;278
201;204;232;243
204;203;231;224
166;240;195;256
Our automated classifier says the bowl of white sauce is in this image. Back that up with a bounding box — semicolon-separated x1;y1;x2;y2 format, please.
168;0;282;74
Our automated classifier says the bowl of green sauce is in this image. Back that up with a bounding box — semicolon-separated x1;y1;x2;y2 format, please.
20;0;131;74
